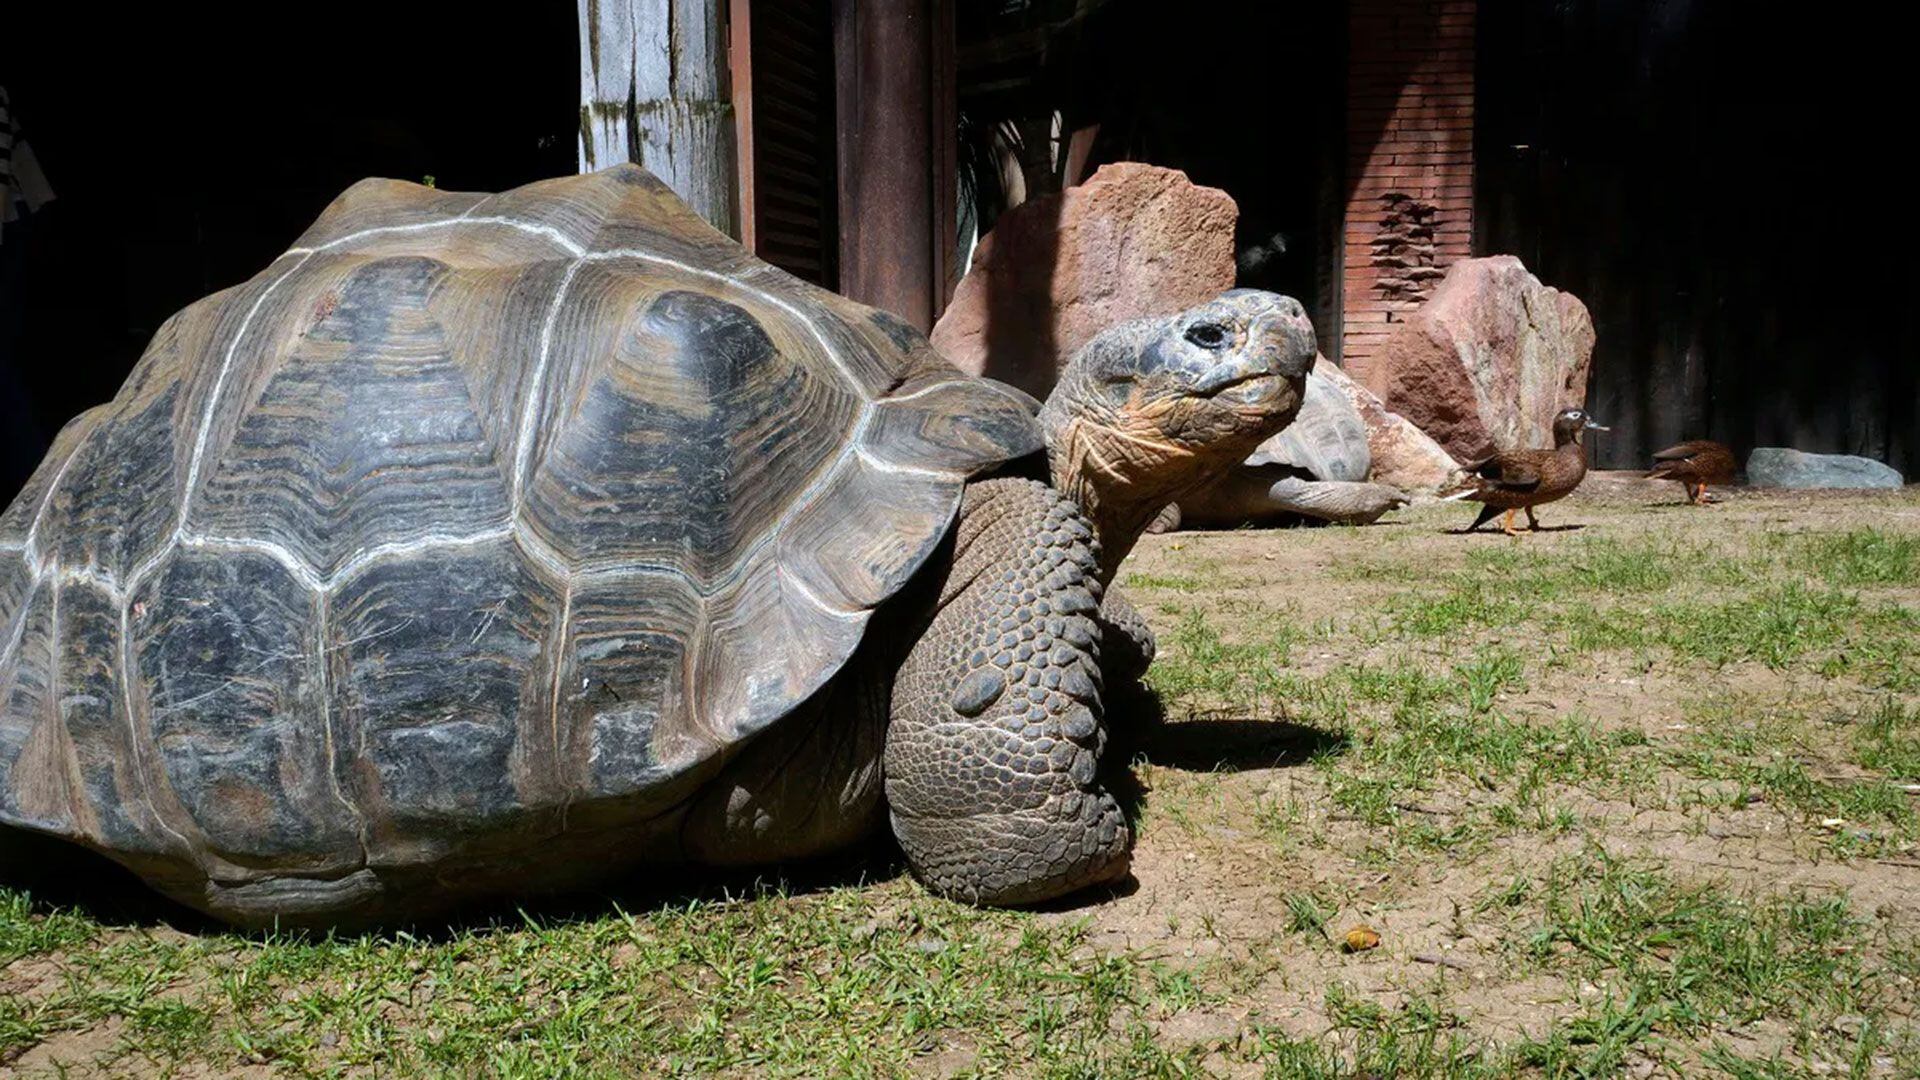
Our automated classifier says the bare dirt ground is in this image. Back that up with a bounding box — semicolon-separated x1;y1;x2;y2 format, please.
1076;479;1920;1076
4;479;1919;1077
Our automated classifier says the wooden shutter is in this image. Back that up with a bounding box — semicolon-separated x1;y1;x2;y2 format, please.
734;0;839;289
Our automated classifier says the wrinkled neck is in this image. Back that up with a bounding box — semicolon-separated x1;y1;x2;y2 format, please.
1044;414;1222;582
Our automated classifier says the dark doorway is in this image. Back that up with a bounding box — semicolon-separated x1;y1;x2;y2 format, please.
1477;1;1913;471
1;3;578;501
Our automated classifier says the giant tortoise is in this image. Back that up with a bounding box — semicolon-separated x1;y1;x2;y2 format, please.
0;165;1314;927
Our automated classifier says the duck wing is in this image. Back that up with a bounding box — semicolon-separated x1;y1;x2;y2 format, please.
1467;452;1545;492
1651;440;1713;462
1649;440;1734;481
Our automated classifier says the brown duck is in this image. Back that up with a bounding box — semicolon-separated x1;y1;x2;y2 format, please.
1450;408;1608;535
1647;440;1735;504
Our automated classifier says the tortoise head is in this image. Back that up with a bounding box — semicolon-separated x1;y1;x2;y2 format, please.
1037;289;1316;573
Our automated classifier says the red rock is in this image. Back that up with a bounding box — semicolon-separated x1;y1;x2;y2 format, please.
931;163;1238;399
1361;256;1595;463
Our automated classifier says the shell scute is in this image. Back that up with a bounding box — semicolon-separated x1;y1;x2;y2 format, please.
187;256;514;581
132;549;359;873
331;541;561;866
521;268;859;578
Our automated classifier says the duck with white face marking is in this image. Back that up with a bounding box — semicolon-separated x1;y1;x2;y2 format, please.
1447;407;1609;536
0;166;1314;927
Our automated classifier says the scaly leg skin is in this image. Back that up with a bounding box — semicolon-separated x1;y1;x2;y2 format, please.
681;657;889;866
1095;585;1158;758
885;477;1131;906
1097;586;1156;691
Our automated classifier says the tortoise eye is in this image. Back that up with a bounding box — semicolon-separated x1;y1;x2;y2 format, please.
1185;323;1229;350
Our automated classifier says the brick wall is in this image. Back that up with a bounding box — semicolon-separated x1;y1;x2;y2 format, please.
1341;0;1475;381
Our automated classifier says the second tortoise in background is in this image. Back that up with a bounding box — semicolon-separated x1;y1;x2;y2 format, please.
1150;366;1412;532
1448;408;1609;536
1648;440;1737;505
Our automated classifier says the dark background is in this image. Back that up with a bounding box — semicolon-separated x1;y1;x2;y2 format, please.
0;2;577;498
1477;1;1913;471
955;0;1346;336
2;1;1911;501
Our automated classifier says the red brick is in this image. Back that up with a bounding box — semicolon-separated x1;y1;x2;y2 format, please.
1343;0;1474;363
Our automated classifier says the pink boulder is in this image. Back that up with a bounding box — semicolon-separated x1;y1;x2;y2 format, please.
931;163;1238;399
1362;256;1595;463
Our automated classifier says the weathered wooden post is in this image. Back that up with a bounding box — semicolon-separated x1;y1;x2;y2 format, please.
579;0;739;237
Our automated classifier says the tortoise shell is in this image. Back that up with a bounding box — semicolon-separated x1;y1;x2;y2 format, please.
0;165;1038;901
1245;366;1370;482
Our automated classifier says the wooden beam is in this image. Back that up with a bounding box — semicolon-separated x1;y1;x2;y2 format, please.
579;0;739;236
931;0;957;310
727;0;756;250
832;0;953;330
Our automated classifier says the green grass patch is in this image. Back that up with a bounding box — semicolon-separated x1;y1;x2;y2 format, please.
1557;583;1920;686
1383;536;1721;639
0;890;96;964
1669;701;1919;848
1510;848;1897;1076
1142;607;1299;713
0;886;1244;1077
1796;528;1920;587
1854;697;1920;779
1121;571;1212;593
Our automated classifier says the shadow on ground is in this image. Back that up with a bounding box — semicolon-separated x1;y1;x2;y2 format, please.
0;823;906;943
0;828;218;933
1109;684;1347;774
1067;685;1345;910
1447;522;1589;536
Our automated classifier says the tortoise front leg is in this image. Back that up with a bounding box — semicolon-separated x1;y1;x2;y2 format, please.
885;478;1130;905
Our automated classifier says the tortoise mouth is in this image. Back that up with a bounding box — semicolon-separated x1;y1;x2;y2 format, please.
1208;372;1297;411
1205;374;1297;417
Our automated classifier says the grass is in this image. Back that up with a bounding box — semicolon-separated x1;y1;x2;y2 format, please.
1660;703;1919;854
1136;606;1300;710
1854;698;1920;779
2;889;1229;1077
1796;528;1920;588
1511;848;1891;1076
5;499;1920;1076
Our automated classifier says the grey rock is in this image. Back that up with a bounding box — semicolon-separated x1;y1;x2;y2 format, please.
1745;448;1903;489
